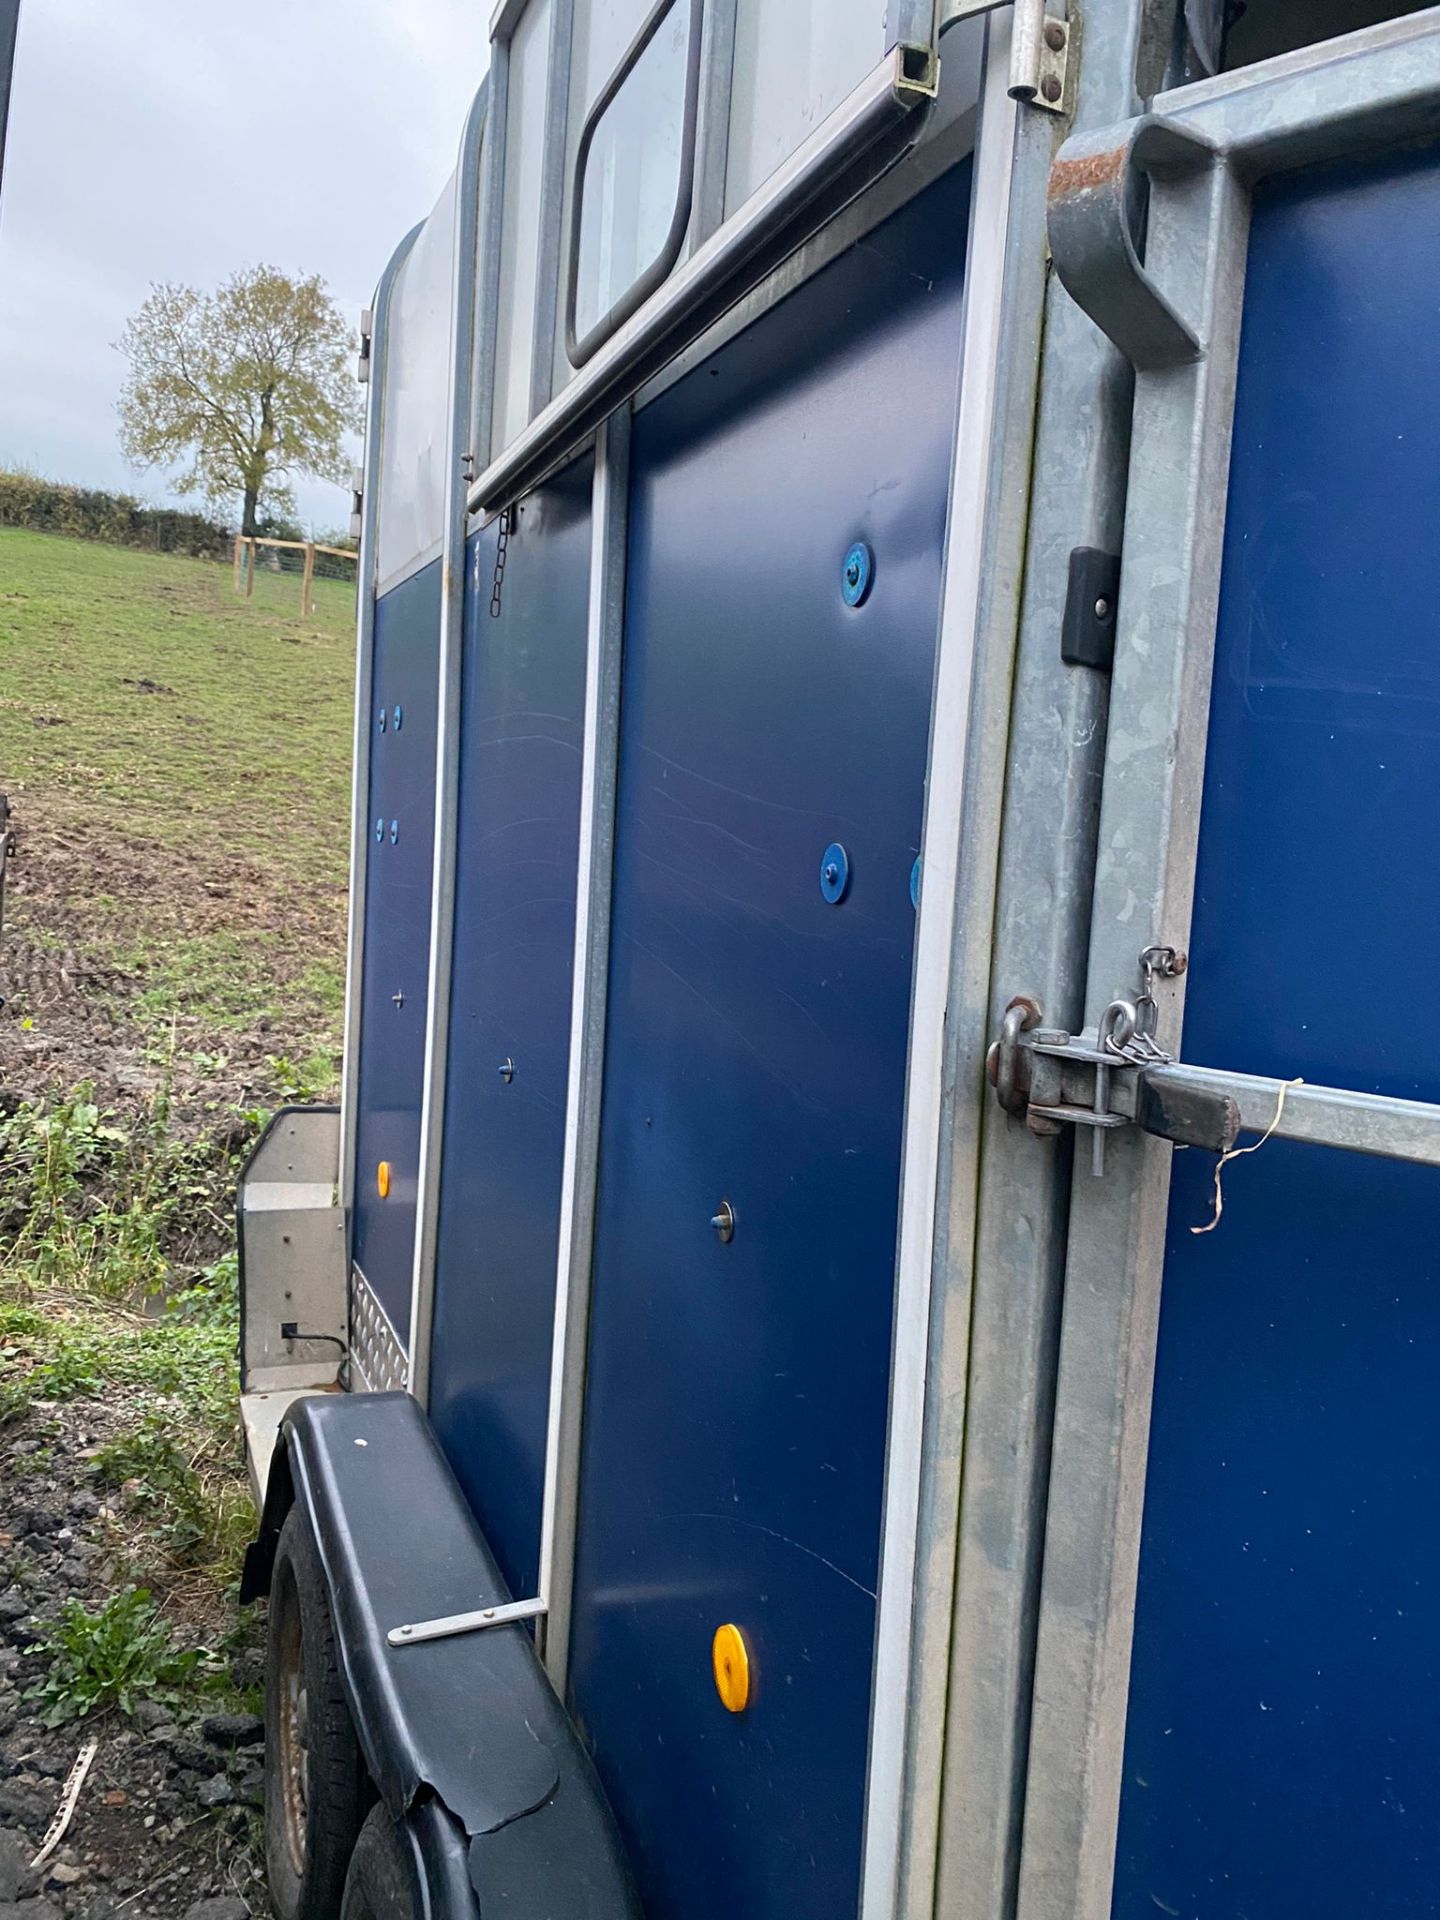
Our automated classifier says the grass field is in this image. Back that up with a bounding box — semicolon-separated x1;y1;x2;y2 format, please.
0;531;358;1899
0;529;355;1110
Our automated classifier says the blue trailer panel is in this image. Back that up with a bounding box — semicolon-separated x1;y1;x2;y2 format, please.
566;166;970;1920
1113;145;1440;1920
427;456;595;1602
351;560;442;1349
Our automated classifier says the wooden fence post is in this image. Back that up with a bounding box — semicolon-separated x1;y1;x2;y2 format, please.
232;534;243;596
301;542;316;619
246;538;256;599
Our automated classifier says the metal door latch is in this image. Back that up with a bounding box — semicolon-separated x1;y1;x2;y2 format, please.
987;990;1240;1174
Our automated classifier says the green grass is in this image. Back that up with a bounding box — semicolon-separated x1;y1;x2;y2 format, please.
0;528;352;1071
0;529;354;889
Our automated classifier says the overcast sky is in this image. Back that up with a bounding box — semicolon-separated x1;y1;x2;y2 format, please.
0;0;489;531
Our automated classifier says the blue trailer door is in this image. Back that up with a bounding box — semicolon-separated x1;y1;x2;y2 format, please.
1111;147;1440;1920
351;561;442;1353
565;167;970;1920
1018;45;1440;1920
426;456;594;1601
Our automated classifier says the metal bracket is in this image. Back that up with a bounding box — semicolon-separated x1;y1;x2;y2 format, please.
1047;117;1215;369
987;994;1241;1174
357;308;374;386
388;1593;548;1649
939;0;1071;114
349;464;365;544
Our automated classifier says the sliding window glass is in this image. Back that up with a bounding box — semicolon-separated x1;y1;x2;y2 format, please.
565;0;703;366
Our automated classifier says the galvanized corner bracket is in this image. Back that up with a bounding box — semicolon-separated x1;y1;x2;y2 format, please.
388;1593;548;1649
939;0;1071;114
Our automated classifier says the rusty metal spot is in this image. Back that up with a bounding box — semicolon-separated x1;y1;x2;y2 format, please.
1049;144;1126;203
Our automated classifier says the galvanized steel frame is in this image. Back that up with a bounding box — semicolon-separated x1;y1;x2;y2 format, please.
407;79;491;1404
933;2;1149;1913
537;409;631;1690
689;0;739;241
863;18;1030;1920
338;222;422;1233
1017;17;1440;1919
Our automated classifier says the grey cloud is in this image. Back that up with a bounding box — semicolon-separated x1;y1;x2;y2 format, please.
0;0;488;528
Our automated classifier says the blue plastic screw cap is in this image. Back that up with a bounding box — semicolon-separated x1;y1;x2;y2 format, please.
378;706;387;732
820;842;851;904
389;819;400;845
842;541;874;608
374;817;384;843
393;705;404;731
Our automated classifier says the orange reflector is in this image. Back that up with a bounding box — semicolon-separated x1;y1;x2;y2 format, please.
712;1623;750;1714
376;1161;391;1199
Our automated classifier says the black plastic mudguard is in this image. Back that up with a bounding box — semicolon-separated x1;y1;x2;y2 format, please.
243;1391;641;1920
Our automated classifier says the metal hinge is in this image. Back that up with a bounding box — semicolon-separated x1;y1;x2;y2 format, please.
348;465;364;544
357;308;374;385
939;0;1071;113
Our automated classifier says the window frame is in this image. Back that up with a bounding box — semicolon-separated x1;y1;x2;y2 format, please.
563;0;706;368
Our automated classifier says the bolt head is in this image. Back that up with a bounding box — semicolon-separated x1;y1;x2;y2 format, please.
1094;596;1112;620
1041;73;1063;102
1044;20;1066;51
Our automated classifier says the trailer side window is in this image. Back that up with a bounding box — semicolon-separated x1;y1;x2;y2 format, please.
565;0;703;365
724;0;887;215
493;0;554;452
376;173;456;589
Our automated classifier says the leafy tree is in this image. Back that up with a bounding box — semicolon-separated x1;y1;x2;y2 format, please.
116;265;360;537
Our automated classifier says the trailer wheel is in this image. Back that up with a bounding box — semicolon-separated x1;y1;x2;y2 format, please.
265;1506;370;1920
340;1805;418;1920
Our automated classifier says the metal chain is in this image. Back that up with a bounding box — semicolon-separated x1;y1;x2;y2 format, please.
489;505;512;619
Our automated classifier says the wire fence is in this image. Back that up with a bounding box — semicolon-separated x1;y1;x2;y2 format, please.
232;535;357;618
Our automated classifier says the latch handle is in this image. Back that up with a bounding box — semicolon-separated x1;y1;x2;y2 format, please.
1134;1069;1239;1155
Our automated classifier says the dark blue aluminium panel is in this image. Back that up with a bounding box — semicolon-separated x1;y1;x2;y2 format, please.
351;560;441;1348
426;454;594;1601
1113;148;1440;1920
567;166;971;1920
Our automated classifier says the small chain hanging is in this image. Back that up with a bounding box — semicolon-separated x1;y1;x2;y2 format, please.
489;506;512;619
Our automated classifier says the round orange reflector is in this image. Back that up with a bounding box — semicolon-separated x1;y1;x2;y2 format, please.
712;1623;750;1714
376;1160;392;1199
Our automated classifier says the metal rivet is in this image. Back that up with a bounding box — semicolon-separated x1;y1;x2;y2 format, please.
355;1437;369;1448
1044;19;1066;50
1041;73;1063;101
392;990;405;1010
389;819;400;844
374;818;384;843
498;1057;514;1084
841;541;874;608
711;1199;736;1244
393;705;403;730
1094;596;1113;622
378;707;387;733
820;842;851;905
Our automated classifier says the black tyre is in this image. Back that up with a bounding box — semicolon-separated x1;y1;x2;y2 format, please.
341;1804;419;1920
265;1506;370;1920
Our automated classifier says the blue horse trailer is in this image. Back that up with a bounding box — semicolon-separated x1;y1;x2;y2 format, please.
237;4;1440;1918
